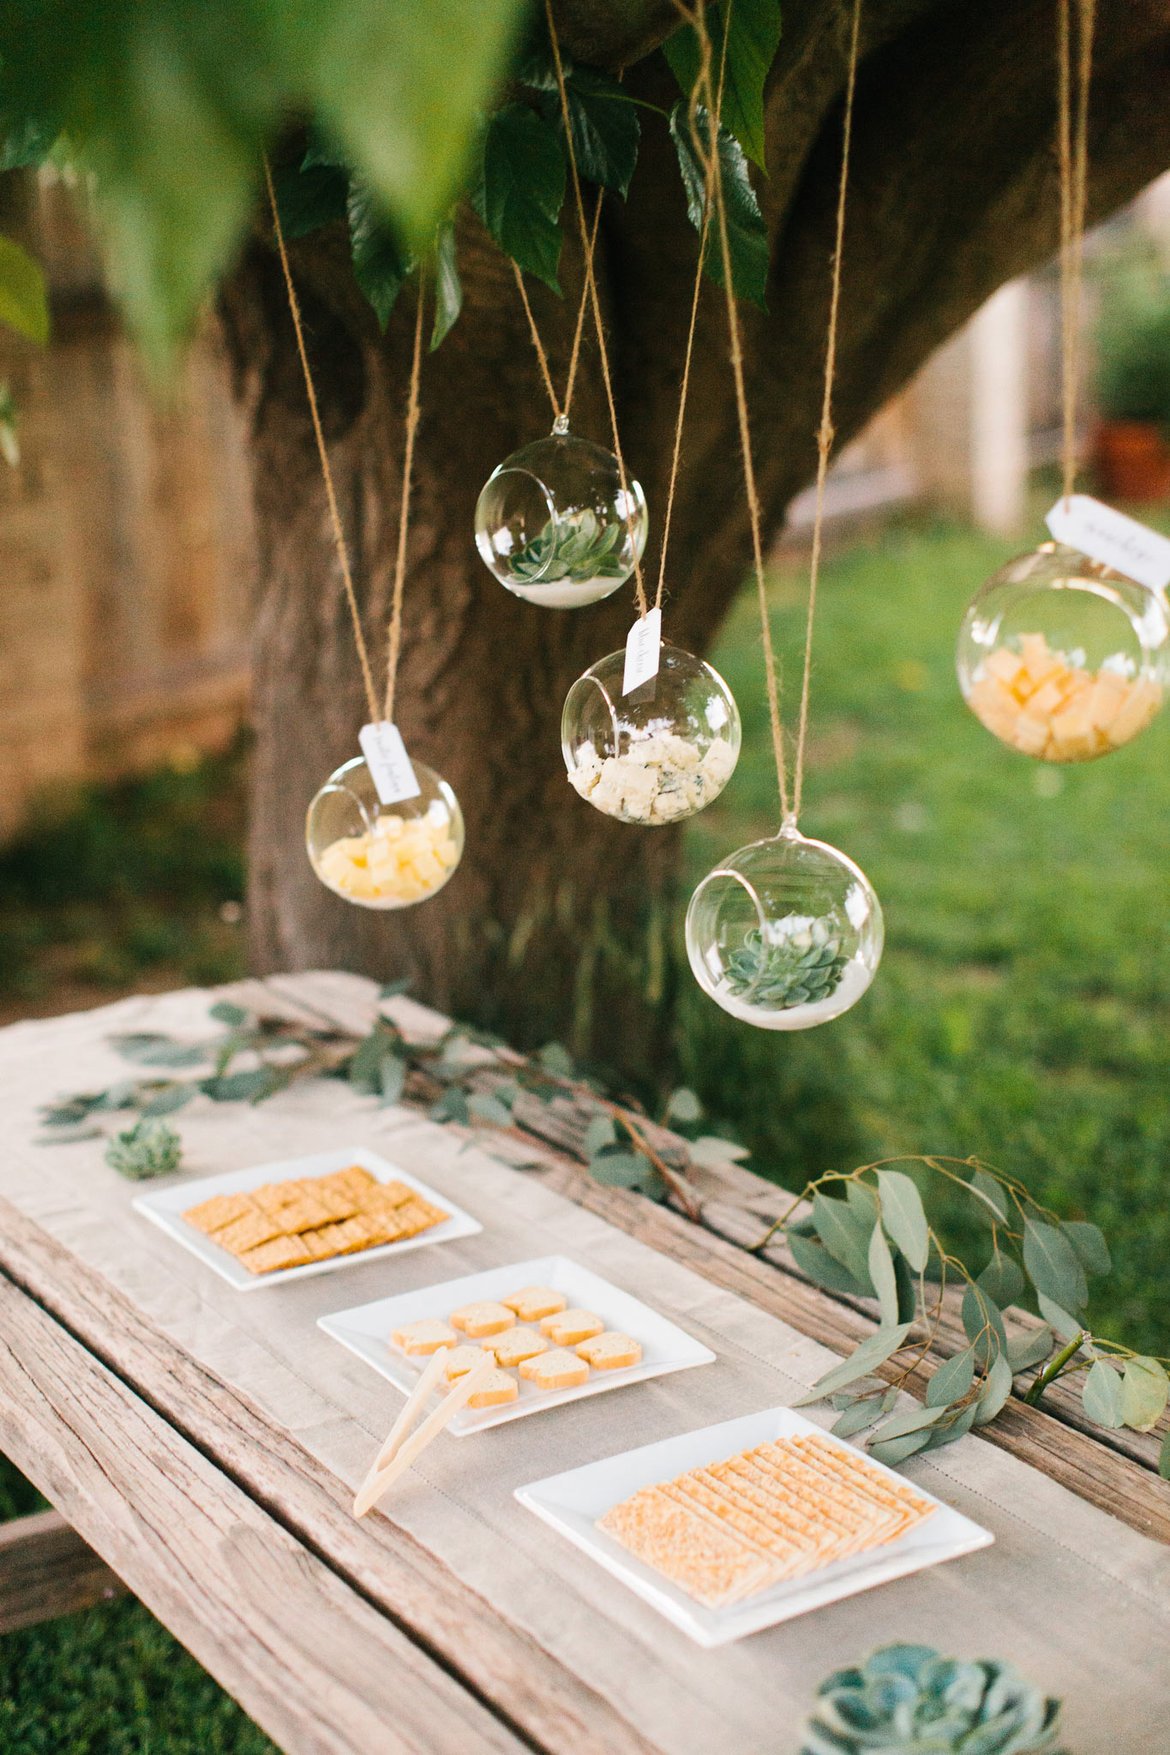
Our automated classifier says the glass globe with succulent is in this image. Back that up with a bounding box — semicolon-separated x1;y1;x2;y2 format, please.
801;1644;1065;1755
474;417;648;609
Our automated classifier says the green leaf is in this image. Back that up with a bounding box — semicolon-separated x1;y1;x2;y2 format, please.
867;1403;948;1447
200;1067;284;1104
589;1149;653;1191
430;219;462;349
467;1091;512;1126
0;381;18;468
811;1191;874;1291
1007;1325;1054;1373
969;1167;1011;1224
1037;1294;1084;1342
0;114;59;170
208;1000;248;1027
1023;1219;1089;1313
0;236;48;344
1082;1359;1125;1429
977;1248;1026;1310
551;63;640;198
923;1402;980;1451
272;158;349;240
113;1033;207;1069
687;1134;751;1167
348;179;412;329
1120;1356;1170;1433
868;1429;932;1468
925;1346;975;1407
893;1250;918;1323
830;1398;884;1439
664;0;782;171
430;1085;469;1125
1062;1219;1111;1278
139;1084;196;1119
974;1353;1014;1424
473;102;564;292
795;1322;913;1404
379;976;412;999
961;1282;1007;1368
583;1113;617;1157
1160;1428;1170;1481
876;1170;929;1273
378;1053;406;1106
867;1222;899;1328
349;1025;394;1092
537;1040;575;1078
668;101;768;309
666;1087;703;1124
787;1229;869;1298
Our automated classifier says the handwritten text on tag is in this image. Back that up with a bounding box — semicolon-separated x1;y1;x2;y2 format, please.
622;607;662;695
359;722;421;805
1045;495;1170;595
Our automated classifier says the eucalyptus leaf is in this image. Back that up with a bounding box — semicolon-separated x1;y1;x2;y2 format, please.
867;1402;948;1446
787;1230;869;1298
969;1166;1011;1224
378;1053;407;1105
583;1113;618;1157
139;1084;197;1119
1160;1428;1170;1481
1081;1358;1125;1429
977;1248;1026;1310
1006;1325;1054;1373
537;1041;575;1078
1023;1218;1088;1314
208;1000;249;1027
379;977;412;999
811;1191;874;1291
961;1282;1007;1368
876;1170;930;1273
974;1353;1014;1424
795;1323;913;1405
112;1033;207;1069
589;1150;653;1191
666;1087;703;1124
430;1086;470;1125
1037;1294;1085;1343
867;1222;900;1328
687;1135;752;1167
1120;1356;1169;1433
925;1346;976;1408
893;1250;918;1324
200;1067;285;1104
467;1091;512;1127
868;1429;933;1467
1062;1219;1111;1278
830;1398;884;1439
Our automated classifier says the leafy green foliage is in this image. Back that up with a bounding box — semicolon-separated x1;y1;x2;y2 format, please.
0;236;48;344
664;0;783;171
670;101;769;308
105;1117;182;1180
347;179;413;329
430;218;462;350
802;1643;1064;1755
522;53;641;198
0;380;20;468
473;102;565;291
271;158;349;240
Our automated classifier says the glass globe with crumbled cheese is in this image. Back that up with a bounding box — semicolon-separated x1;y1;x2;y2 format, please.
306;756;464;908
686;823;883;1029
957;542;1170;762
474;418;648;609
561;643;741;824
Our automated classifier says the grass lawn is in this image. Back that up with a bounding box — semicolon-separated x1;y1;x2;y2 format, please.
2;511;1167;1745
680;513;1170;1355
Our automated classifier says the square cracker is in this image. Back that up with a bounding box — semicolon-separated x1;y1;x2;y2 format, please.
183;1192;255;1236
213;1208;285;1255
237;1234;315;1274
599;1487;774;1609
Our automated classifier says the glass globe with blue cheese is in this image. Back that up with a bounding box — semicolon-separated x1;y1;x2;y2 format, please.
474;418;648;609
686;823;883;1029
561;643;741;824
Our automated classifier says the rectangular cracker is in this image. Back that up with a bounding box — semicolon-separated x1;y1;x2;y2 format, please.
212;1208;285;1255
237;1234;315;1274
691;1468;833;1566
599;1487;775;1608
664;1479;809;1580
787;1437;935;1543
752;1446;904;1547
182;1192;256;1235
715;1457;871;1567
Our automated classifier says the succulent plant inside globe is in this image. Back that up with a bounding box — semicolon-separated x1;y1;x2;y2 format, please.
801;1644;1065;1755
686;823;883;1028
957;540;1170;762
474;419;648;609
305;754;464;909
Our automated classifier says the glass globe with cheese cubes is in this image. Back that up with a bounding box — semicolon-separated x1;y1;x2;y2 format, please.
474;419;648;609
306;756;463;908
561;643;741;824
686;822;884;1030
957;542;1170;763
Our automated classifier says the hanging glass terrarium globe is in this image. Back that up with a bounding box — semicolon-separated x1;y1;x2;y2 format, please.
686;822;883;1030
475;417;648;609
306;755;464;909
957;541;1170;763
561;642;741;824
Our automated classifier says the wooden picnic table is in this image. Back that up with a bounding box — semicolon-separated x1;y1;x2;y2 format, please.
1;971;1167;1754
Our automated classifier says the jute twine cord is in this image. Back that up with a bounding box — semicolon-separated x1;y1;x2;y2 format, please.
1058;0;1097;505
264;157;427;729
546;0;650;618
511;189;603;426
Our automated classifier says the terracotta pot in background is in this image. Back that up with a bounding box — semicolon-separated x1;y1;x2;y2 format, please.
1093;418;1170;504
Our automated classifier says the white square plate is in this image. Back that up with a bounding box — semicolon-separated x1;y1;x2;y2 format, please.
318;1254;715;1434
516;1405;993;1646
133;1146;482;1291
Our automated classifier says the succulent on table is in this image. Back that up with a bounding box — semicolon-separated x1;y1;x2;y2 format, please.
105;1117;183;1180
801;1644;1065;1755
723;918;848;1009
509;509;631;584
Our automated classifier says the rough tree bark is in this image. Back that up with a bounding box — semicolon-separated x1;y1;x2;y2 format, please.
219;0;1170;1078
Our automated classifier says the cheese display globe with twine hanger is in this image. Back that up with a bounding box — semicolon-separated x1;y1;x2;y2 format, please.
474;416;648;609
957;541;1170;763
306;756;464;909
561;643;741;824
686;821;884;1029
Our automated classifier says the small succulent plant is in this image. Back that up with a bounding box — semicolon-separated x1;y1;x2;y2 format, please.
724;917;848;1009
105;1117;183;1180
509;509;630;584
801;1644;1065;1755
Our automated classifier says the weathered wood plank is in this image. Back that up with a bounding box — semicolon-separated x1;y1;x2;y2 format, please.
0;1196;660;1755
0;1275;527;1755
0;1508;127;1632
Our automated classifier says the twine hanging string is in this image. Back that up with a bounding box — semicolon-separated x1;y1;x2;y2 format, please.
511;190;603;426
263;157;426;731
545;0;651;619
682;0;862;825
1057;0;1097;506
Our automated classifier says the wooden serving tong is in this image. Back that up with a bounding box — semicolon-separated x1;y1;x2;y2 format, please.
352;1348;495;1516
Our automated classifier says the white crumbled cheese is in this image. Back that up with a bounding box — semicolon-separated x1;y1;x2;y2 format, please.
568;732;735;824
315;804;460;905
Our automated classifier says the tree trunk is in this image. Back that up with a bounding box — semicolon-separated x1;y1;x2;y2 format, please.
219;0;1170;1077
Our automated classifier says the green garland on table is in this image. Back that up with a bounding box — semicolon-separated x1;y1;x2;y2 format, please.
37;991;1170;1477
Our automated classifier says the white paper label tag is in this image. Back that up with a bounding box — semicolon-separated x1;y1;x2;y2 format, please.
359;722;420;805
1045;494;1170;594
622;607;662;695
